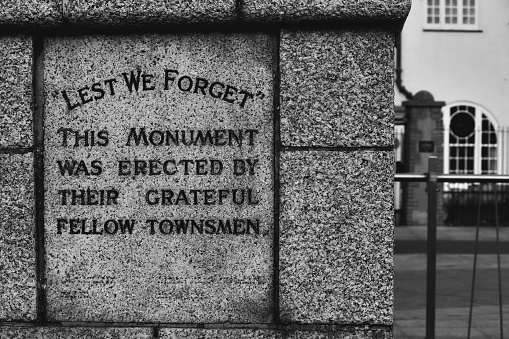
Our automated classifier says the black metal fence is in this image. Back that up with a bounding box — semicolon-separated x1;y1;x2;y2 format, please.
444;183;509;226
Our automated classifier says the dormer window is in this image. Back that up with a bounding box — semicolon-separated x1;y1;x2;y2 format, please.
425;0;479;30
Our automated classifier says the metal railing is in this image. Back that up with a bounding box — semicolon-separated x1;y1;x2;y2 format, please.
444;184;509;226
395;156;509;339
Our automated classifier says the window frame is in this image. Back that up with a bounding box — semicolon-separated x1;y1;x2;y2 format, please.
443;102;500;176
424;0;480;31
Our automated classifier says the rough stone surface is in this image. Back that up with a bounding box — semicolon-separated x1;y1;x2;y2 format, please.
0;0;411;28
159;328;392;338
0;153;36;321
280;151;394;324
64;0;236;27
0;327;152;339
280;30;395;147
0;0;61;27
0;36;33;147
242;0;411;25
283;330;393;339
44;34;274;323
160;329;277;339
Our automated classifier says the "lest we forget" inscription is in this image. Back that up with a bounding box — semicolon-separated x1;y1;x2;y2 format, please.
43;34;274;323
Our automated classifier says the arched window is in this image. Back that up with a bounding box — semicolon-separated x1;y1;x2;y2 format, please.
443;103;499;175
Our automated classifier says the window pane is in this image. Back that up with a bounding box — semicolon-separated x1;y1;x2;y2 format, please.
427;0;441;25
482;159;488;172
448;105;497;175
451;112;475;138
461;0;476;26
458;159;465;170
450;159;457;172
467;160;474;172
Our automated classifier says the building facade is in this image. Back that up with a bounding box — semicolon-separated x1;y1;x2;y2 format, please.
395;0;509;225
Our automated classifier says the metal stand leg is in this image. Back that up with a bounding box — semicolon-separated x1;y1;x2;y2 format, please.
467;183;482;339
494;185;504;339
467;183;504;339
426;156;438;339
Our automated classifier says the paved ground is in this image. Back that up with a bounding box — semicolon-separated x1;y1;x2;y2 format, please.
394;226;509;339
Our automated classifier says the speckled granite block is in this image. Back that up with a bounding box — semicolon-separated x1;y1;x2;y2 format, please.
242;0;411;25
0;0;61;26
280;151;393;324
160;328;277;339
283;330;393;339
0;0;410;28
280;30;395;147
44;34;274;323
0;327;152;339
64;0;236;27
0;153;35;321
159;328;392;338
0;36;33;147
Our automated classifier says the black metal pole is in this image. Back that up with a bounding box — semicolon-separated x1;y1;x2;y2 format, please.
467;183;482;339
426;156;438;339
494;186;504;339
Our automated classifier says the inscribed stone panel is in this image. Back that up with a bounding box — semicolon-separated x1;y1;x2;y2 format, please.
44;34;274;323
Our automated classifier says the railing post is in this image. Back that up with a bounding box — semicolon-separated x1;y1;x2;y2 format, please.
426;156;438;339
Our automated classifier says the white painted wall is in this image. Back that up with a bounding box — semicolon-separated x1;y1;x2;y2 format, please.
396;0;509;127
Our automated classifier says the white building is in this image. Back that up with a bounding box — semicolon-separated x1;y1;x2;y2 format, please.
395;0;509;175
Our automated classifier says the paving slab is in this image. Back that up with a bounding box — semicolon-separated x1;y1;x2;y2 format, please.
395;253;509;339
395;226;509;242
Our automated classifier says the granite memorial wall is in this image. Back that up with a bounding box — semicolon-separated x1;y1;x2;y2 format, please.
0;1;410;338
